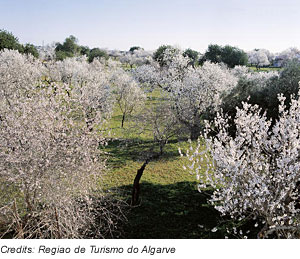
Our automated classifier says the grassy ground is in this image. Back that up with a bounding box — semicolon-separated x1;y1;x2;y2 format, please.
101;90;227;238
249;66;281;72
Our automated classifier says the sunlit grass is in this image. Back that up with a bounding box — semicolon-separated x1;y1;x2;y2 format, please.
249;66;281;72
100;89;225;238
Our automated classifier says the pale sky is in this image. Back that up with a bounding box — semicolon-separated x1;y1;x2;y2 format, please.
1;0;299;53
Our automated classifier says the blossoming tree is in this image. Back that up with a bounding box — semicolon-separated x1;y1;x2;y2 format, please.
134;49;238;139
184;91;300;238
0;50;122;238
111;68;146;128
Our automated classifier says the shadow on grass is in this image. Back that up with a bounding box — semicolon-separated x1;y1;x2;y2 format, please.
103;138;184;168
117;181;224;239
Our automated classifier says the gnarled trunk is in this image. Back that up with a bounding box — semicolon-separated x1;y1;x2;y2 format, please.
131;160;149;206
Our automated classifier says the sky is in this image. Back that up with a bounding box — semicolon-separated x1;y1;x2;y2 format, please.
1;0;300;53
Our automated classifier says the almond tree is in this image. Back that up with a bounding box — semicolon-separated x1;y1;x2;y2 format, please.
134;96;181;154
184;90;300;238
248;49;272;69
0;50;122;238
119;49;153;68
111;68;146;128
45;56;115;124
134;49;238;139
275;47;300;66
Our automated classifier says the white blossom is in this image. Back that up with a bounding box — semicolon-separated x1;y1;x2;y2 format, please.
185;87;300;238
0;50;123;238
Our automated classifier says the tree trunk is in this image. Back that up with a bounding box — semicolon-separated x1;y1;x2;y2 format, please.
159;140;167;155
131;160;149;206
121;114;125;128
159;144;164;155
190;125;201;140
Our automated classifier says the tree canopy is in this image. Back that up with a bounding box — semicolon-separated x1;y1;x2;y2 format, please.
201;44;248;68
183;48;199;66
88;48;109;62
129;46;142;52
55;35;81;60
0;29;39;58
153;45;175;66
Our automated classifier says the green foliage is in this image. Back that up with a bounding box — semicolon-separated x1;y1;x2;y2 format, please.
183;48;199;66
264;60;300;117
23;43;39;58
88;48;108;63
54;36;108;62
273;60;300;96
129;46;142;52
55;35;80;60
59;35;79;54
153;45;174;66
221;60;300;136
55;50;74;61
220;45;248;68
200;44;223;64
0;30;39;58
0;29;23;52
80;45;90;56
201;44;248;68
220;78;267;135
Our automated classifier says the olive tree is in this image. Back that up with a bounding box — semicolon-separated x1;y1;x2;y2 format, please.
200;44;248;68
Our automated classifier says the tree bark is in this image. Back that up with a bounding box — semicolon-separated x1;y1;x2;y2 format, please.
159;144;164;155
131;160;149;206
121;114;125;128
131;148;162;206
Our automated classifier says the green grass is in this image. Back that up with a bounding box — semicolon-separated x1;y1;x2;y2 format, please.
122;181;221;238
1;86;260;239
249;66;281;72
102;137;225;238
101;89;227;238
